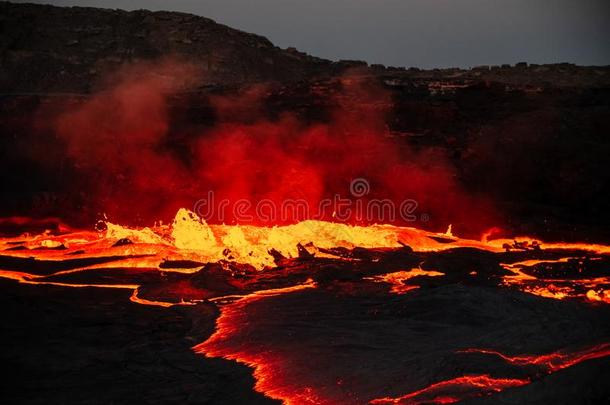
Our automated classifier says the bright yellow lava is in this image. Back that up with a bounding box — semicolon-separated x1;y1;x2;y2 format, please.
1;208;609;306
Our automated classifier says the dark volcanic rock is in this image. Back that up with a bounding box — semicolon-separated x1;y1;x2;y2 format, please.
0;279;278;404
2;2;609;94
0;242;609;403
203;283;610;404
0;1;331;92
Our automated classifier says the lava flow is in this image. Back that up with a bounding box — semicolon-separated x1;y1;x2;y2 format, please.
459;343;610;373
1;209;610;404
369;375;529;405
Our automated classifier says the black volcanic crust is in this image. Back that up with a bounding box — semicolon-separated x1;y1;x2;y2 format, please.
0;279;279;404
1;243;609;404
2;278;608;405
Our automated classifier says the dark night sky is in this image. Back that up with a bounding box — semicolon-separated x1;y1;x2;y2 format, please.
13;0;610;68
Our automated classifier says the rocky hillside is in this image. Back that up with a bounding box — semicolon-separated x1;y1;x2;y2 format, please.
0;1;331;92
2;2;610;93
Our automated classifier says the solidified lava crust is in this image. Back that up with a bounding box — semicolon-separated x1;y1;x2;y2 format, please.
1;218;610;404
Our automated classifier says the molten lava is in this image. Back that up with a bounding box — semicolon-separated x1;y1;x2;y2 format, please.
369;375;529;404
460;343;610;373
368;268;444;294
1;209;610;404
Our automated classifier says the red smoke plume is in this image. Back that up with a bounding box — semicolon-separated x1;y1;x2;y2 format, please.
54;59;497;235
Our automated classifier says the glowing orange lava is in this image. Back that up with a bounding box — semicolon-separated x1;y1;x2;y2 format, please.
460;343;610;372
1;208;609;307
369;375;529;404
501;259;610;302
368;267;444;294
586;289;610;304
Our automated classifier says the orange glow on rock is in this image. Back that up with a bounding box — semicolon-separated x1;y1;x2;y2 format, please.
369;268;444;294
369;375;529;404
193;280;318;405
460;343;610;373
586;289;610;304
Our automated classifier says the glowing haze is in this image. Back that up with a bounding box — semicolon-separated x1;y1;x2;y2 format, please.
47;58;497;234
